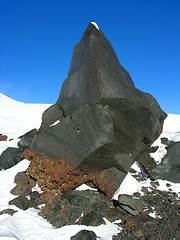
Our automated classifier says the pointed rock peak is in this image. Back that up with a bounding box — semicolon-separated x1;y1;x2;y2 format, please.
90;21;99;30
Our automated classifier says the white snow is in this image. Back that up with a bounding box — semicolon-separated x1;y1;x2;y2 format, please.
75;183;97;191
91;21;99;30
150;113;180;164
0;94;180;239
49;120;61;126
0;93;51;141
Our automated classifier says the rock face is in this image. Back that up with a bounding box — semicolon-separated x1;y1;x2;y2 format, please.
28;22;167;197
150;141;180;183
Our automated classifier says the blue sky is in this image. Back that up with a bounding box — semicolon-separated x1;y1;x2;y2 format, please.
0;0;180;114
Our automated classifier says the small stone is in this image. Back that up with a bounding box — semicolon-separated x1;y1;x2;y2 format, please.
166;183;171;187
9;196;29;210
141;187;149;194
150;182;157;188
118;194;144;211
70;230;97;240
126;218;134;228
130;169;136;174
0;209;17;216
77;212;105;226
133;192;141;198
131;230;144;238
0;135;8;141
160;137;169;145
154;181;160;186
0;147;23;169
14;172;29;184
10;183;32;196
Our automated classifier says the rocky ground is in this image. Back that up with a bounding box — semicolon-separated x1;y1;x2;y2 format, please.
113;180;180;239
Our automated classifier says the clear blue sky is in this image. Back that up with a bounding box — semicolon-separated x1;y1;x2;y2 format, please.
0;0;180;114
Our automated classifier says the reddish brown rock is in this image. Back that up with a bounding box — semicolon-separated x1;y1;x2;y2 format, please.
28;150;90;192
0;135;8;141
126;214;155;228
27;150;126;197
93;167;126;198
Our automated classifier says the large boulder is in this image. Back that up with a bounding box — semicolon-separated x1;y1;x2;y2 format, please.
28;22;166;197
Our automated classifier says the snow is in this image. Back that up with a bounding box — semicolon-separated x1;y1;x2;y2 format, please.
0;94;180;239
91;21;99;30
150;113;180;164
75;183;97;191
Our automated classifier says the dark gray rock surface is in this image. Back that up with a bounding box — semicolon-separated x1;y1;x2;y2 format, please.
18;128;37;151
29;22;166;197
70;230;97;240
38;189;130;228
0;147;23;169
40;104;64;130
118;194;145;211
150;141;180;183
9;196;29;210
0;209;17;216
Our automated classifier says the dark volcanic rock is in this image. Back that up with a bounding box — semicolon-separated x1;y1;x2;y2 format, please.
10;183;32;196
0;209;17;216
113;186;180;240
56;23;135;116
150;141;180;183
9;196;29;210
18;128;37;151
70;230;97;240
118;194;145;215
28;22;166;197
0;147;23;169
40;104;64;130
39;189;129;228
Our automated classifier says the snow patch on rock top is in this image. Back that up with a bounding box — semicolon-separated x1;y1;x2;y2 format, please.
90;21;99;30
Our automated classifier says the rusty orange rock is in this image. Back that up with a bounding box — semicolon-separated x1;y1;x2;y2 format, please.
93;167;126;198
28;150;91;193
0;135;8;141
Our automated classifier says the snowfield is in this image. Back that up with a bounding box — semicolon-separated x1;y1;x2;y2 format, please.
0;93;180;240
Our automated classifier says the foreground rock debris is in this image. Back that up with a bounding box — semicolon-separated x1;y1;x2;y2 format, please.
26;22;166;198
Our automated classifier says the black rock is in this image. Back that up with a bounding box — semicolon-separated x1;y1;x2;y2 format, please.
0;147;23;169
56;23;135;117
18;128;37;151
40;104;64;130
14;171;30;184
118;194;145;215
70;230;97;240
39;189;127;228
78;212;105;226
30;191;43;206
30;22;166;195
0;209;17;216
150;141;180;183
